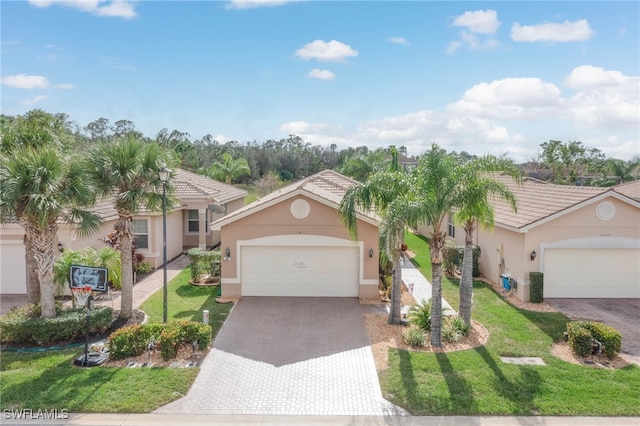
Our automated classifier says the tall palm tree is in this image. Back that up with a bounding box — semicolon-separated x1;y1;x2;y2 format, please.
454;157;521;326
0;147;101;317
413;145;461;346
339;147;414;325
88;136;173;320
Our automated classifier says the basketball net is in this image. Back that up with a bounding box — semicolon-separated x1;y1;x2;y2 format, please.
72;286;92;308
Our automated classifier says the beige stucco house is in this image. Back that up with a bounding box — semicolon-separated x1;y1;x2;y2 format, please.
212;170;380;299
0;169;246;295
418;177;640;301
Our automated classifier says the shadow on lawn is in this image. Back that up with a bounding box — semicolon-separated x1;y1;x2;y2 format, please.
434;352;476;413
474;345;543;414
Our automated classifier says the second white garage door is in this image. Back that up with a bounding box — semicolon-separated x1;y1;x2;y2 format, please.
543;248;640;298
0;241;27;294
241;245;359;297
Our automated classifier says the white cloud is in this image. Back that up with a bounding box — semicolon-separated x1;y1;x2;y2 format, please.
388;36;409;45
295;40;358;62
227;0;301;9
21;95;48;106
448;9;500;53
307;69;335;80
28;0;136;19
1;73;74;90
511;19;593;42
452;9;500;34
279;66;639;162
448;77;563;119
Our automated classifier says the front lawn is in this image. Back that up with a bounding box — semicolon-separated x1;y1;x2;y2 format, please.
383;231;640;415
0;267;232;413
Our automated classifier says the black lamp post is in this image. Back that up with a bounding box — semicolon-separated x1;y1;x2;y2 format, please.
159;166;170;323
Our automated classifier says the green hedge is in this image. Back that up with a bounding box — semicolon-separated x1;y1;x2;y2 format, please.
529;272;544;303
442;245;481;276
108;321;212;360
187;248;221;282
0;305;112;345
567;321;621;358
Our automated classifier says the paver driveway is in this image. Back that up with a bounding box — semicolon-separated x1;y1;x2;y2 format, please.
156;297;406;415
546;298;640;356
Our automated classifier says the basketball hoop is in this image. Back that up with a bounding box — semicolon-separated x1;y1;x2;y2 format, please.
72;286;92;308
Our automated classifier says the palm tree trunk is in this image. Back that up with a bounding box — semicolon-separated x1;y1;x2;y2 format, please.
26;222;58;318
388;252;403;325
24;235;40;304
117;214;134;320
459;223;475;326
430;262;443;347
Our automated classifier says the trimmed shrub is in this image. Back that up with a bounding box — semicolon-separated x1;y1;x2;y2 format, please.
403;327;426;347
442;315;469;343
407;300;432;332
529;272;544;303
135;261;152;275
187;248;221;282
108;321;212;361
442;244;481;276
0;305;112;345
566;321;622;358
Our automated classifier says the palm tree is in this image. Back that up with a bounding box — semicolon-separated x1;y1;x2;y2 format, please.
88;136;172;320
413;145;462;346
454;157;520;326
339;147;414;325
0;146;101;317
204;152;251;184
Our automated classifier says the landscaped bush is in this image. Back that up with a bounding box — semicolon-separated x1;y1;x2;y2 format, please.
566;321;621;358
187;248;221;282
135;261;152;275
0;304;112;345
108;321;212;361
403;327;426;347
529;272;544;303
442;244;481;276
442;315;469;343
407;300;432;332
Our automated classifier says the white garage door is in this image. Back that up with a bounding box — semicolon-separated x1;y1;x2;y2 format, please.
0;241;27;294
241;245;359;297
544;248;640;298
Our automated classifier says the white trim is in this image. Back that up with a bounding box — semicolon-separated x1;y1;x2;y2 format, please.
0;239;25;245
540;236;640;270
211;188;379;230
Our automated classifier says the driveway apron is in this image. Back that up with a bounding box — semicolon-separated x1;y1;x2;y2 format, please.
156;297;406;416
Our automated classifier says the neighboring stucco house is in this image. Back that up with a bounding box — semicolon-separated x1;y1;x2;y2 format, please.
0;169;246;295
418;177;640;301
211;169;380;299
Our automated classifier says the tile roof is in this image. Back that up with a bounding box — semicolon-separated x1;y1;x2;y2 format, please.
491;174;639;230
90;169;247;220
613;180;640;202
211;169;379;229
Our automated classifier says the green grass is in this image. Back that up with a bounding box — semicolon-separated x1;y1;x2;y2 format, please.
384;230;640;415
139;267;232;338
0;267;232;413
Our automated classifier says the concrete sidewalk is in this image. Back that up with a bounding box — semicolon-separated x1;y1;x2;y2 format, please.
400;254;455;314
90;254;190;311
3;413;639;425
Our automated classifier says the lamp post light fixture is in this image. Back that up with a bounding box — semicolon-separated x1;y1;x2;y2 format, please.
159;166;170;323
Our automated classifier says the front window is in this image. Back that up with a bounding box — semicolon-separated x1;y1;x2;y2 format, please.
132;219;149;249
187;210;208;233
447;213;455;238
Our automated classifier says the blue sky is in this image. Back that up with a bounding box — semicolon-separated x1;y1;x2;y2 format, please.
2;1;639;162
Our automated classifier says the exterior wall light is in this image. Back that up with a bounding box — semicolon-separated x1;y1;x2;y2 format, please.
530;250;537;261
369;248;374;258
57;242;64;253
224;247;231;260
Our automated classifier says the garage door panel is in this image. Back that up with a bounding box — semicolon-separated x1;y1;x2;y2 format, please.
242;246;359;297
544;248;640;298
0;243;27;294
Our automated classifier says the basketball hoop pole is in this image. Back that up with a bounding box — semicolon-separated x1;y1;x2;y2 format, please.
83;294;91;366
